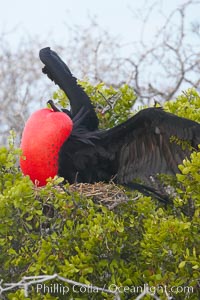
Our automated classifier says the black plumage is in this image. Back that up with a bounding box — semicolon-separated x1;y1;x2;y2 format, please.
39;47;200;200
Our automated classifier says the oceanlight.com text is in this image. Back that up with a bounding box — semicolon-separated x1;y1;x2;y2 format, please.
109;283;193;295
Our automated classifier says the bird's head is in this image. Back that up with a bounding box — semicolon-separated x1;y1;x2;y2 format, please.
20;101;73;186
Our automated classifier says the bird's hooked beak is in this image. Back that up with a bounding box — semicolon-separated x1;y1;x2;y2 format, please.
47;100;62;112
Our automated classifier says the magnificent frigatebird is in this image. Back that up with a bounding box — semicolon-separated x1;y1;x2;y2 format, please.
36;47;200;201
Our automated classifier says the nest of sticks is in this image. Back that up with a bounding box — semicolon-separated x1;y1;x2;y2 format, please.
68;182;135;210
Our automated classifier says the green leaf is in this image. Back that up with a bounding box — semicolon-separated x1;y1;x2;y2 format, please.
179;261;186;268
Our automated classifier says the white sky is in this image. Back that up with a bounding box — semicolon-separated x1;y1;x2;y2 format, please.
0;0;199;49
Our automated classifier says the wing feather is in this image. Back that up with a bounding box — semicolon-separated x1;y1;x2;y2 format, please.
39;47;99;130
101;107;200;184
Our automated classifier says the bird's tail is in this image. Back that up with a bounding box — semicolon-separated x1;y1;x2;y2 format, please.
39;47;98;130
124;182;172;204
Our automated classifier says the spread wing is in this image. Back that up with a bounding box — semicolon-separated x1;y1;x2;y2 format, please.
101;107;200;184
39;47;99;130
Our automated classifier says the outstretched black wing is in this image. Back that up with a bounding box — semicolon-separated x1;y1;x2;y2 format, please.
101;107;200;184
39;47;99;130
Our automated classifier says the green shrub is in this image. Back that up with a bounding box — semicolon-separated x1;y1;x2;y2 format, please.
0;87;199;300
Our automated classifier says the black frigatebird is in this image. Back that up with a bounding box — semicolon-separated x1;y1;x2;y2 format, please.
37;47;200;202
